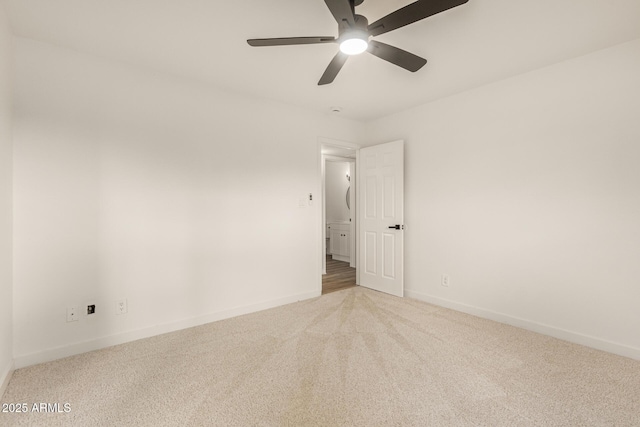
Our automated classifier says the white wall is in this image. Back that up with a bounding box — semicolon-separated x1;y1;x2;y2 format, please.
0;3;13;394
366;38;640;359
325;161;350;222
12;37;364;366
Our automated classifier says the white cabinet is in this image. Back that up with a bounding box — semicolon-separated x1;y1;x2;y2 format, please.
328;222;350;262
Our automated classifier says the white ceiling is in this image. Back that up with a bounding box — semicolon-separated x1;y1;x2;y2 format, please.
322;145;357;158
4;0;640;121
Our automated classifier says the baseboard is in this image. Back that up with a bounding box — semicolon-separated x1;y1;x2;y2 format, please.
332;254;350;263
0;359;14;399
405;289;640;361
14;290;319;369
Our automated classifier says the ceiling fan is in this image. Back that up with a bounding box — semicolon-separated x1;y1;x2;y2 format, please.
247;0;469;85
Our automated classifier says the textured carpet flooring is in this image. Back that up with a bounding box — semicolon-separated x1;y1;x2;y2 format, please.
2;287;639;426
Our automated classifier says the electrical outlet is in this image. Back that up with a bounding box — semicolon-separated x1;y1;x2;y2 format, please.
116;299;128;315
67;306;78;322
87;304;95;315
441;274;450;287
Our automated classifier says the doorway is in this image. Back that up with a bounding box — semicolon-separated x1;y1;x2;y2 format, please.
318;139;405;298
319;139;359;295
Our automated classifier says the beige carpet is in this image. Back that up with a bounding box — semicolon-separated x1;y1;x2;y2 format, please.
2;287;639;426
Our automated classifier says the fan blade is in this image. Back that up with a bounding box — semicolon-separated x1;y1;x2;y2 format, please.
368;0;468;37
324;0;356;28
318;52;348;85
247;37;336;47
367;41;427;72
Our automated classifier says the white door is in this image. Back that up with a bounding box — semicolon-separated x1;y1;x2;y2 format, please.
349;161;356;268
359;140;404;297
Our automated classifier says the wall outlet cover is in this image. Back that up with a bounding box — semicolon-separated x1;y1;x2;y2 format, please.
66;306;78;322
116;299;128;315
441;274;450;287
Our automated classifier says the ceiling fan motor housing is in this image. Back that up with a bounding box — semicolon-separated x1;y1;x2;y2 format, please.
338;14;369;42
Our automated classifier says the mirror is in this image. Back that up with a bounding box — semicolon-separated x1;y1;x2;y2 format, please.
346;186;351;210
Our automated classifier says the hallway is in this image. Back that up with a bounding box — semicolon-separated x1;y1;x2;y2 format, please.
322;255;356;294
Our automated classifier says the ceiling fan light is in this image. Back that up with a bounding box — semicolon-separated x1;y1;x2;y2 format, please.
339;37;368;55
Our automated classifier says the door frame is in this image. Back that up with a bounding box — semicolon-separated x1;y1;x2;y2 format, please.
317;137;360;295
